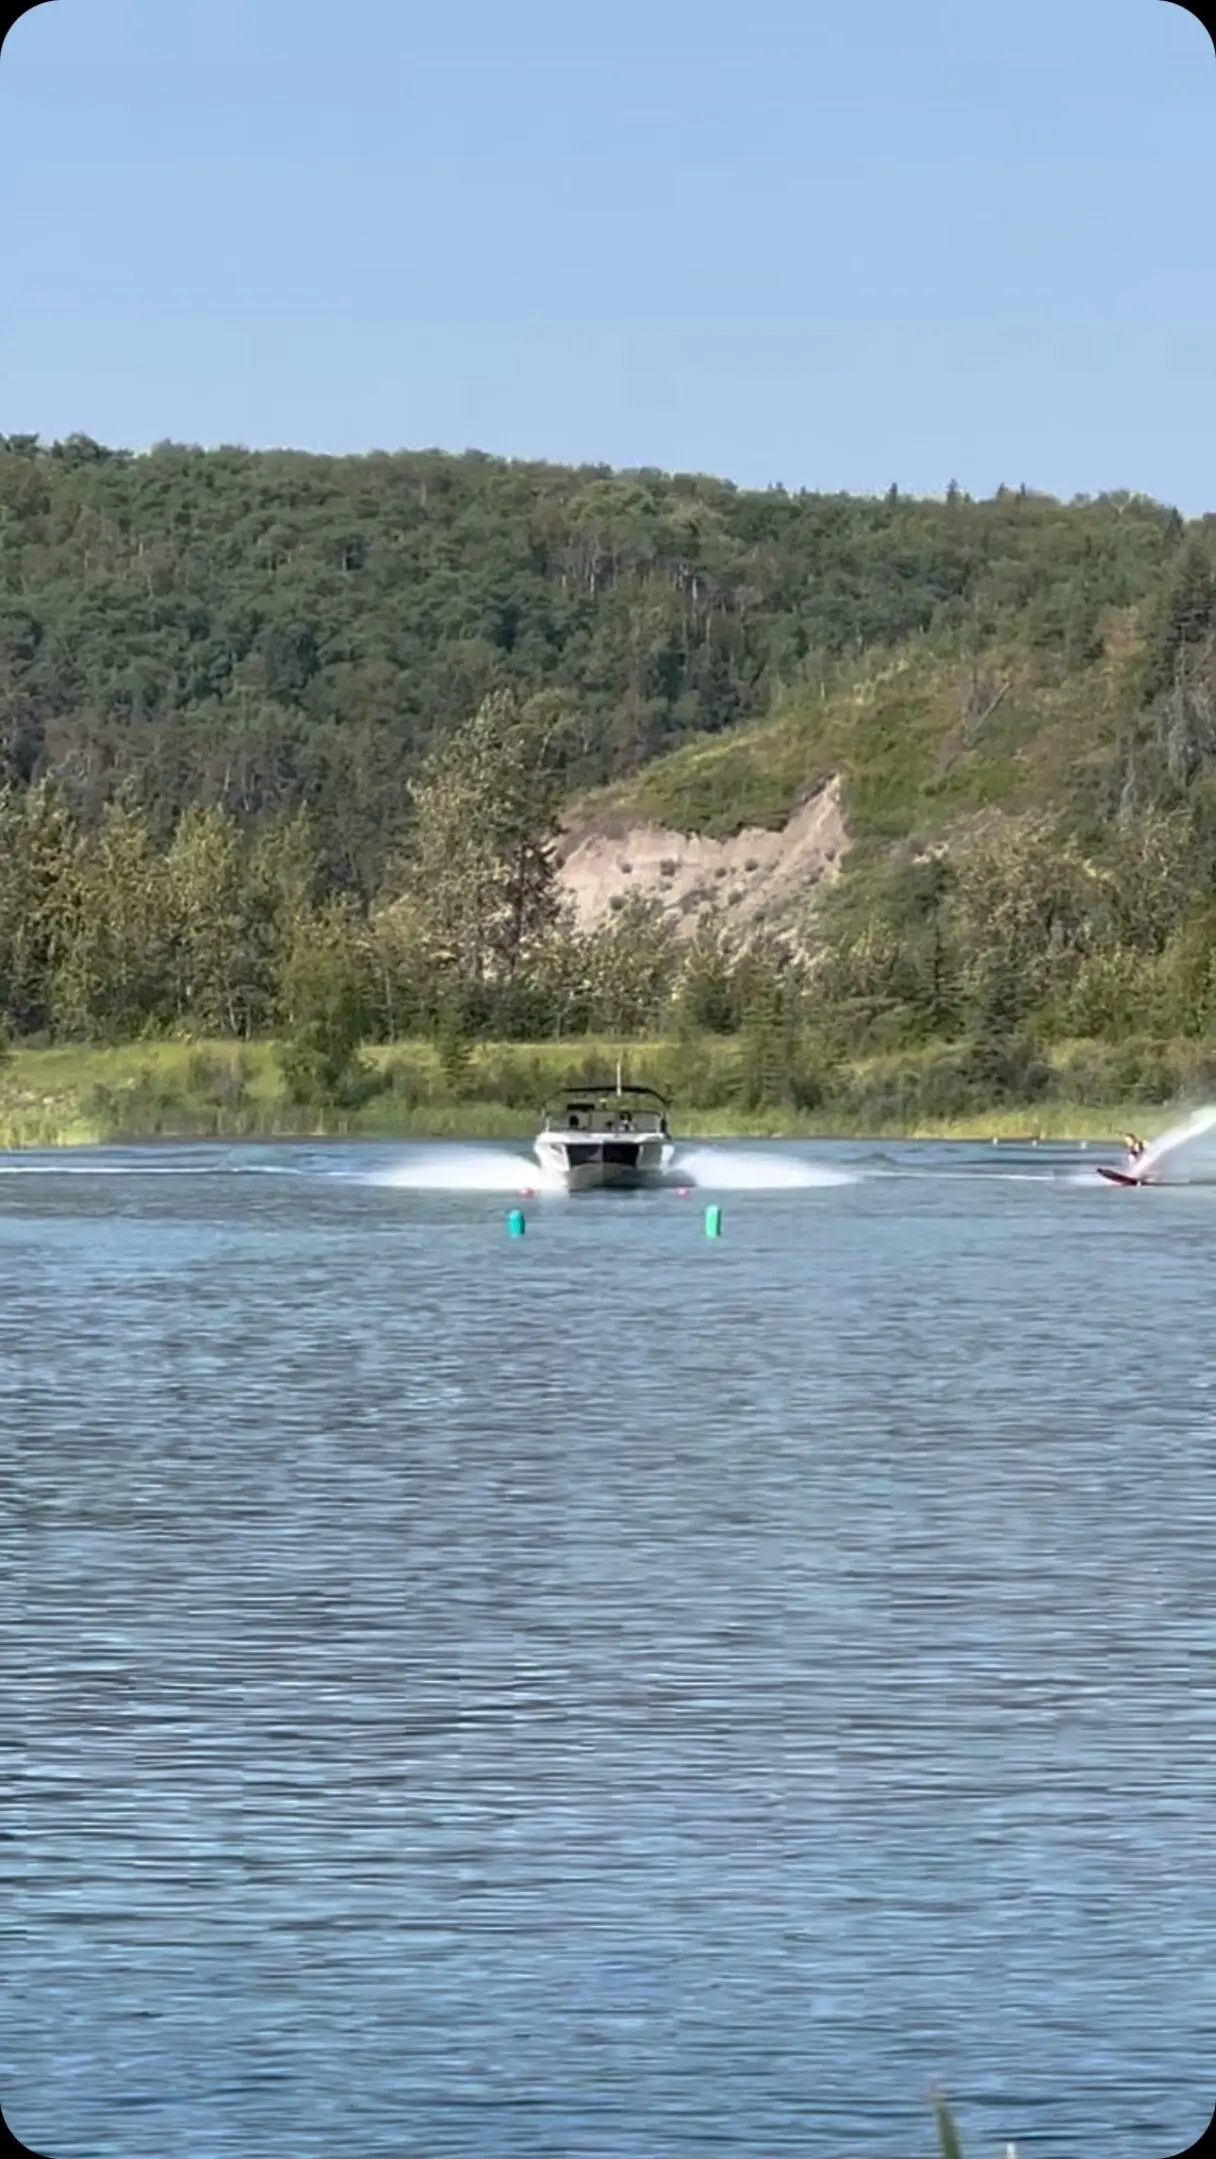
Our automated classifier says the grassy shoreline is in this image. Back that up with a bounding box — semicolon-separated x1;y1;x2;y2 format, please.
0;1037;1176;1150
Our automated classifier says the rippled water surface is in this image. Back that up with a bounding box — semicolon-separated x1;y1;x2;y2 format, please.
4;1138;1215;2157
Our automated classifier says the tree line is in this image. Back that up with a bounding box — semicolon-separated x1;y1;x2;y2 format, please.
0;689;766;1101
5;680;1216;1117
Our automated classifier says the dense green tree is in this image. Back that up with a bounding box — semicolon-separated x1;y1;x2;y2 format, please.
165;806;266;1036
735;939;810;1106
1145;534;1216;697
278;897;376;1106
55;796;172;1038
0;779;81;1034
395;686;570;994
947;818;1095;1036
812;912;920;1052
580;896;680;1036
494;916;597;1041
674;913;741;1035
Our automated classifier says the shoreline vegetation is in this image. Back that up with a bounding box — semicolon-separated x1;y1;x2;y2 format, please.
0;1036;1173;1151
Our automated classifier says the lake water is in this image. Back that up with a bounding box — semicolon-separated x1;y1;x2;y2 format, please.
3;1137;1214;2159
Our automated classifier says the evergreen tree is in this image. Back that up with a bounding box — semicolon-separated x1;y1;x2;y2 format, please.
1146;534;1216;697
736;940;804;1107
0;780;82;1035
55;795;172;1038
278;898;376;1106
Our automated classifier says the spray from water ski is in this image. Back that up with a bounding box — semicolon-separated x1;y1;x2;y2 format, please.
1134;1106;1216;1185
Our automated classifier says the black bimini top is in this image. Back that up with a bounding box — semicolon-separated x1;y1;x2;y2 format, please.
543;1082;670;1116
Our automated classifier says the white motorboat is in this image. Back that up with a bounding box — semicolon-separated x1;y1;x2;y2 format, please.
534;1079;674;1191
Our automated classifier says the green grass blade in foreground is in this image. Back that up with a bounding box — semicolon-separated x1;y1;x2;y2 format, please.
933;2095;965;2159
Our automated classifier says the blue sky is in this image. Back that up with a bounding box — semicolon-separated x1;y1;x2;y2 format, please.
1;0;1214;506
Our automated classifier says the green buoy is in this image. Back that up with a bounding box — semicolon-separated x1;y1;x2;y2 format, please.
508;1208;527;1238
705;1204;723;1239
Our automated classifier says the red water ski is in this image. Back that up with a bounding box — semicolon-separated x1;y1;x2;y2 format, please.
1097;1165;1150;1187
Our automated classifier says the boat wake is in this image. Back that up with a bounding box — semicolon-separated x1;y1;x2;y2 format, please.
671;1145;855;1190
372;1145;559;1194
367;1141;854;1195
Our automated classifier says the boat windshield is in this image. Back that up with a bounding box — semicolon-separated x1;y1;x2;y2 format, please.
546;1096;669;1131
543;1088;669;1136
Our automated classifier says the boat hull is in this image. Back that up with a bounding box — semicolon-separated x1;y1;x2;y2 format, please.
535;1135;670;1191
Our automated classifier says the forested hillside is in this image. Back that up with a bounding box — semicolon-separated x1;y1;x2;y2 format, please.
7;432;1216;1124
0;433;1193;888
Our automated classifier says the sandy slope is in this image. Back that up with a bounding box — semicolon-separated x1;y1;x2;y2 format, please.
556;775;847;944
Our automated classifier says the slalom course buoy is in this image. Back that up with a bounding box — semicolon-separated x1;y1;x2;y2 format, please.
508;1208;527;1238
705;1204;723;1240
